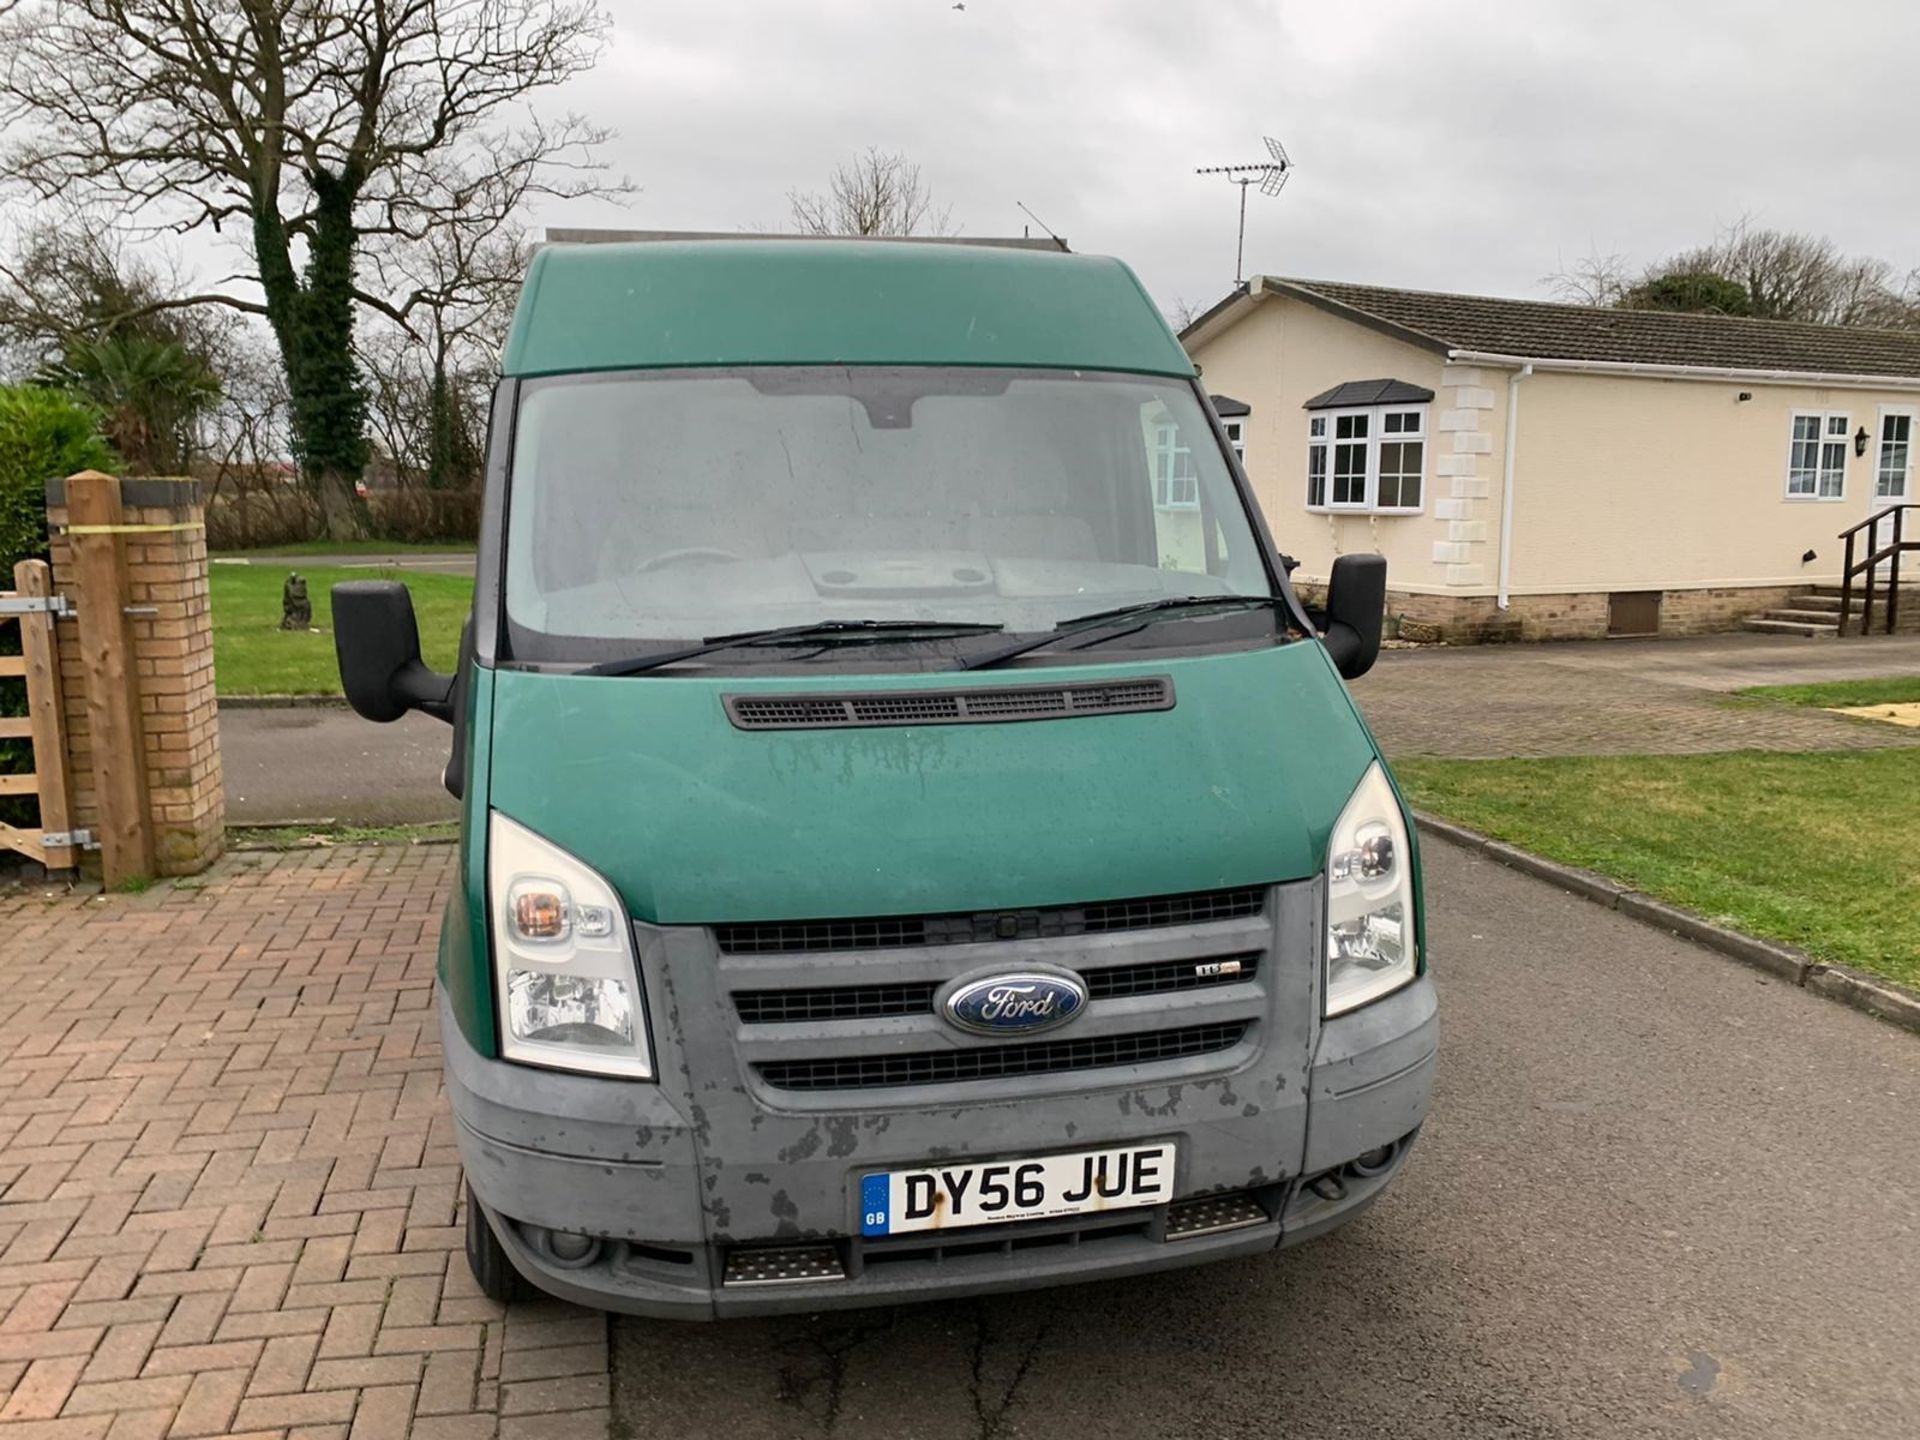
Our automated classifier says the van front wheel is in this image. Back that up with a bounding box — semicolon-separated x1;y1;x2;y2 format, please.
464;1183;524;1304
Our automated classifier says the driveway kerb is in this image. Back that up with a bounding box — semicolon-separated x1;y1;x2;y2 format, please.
218;695;350;709
1414;812;1920;1036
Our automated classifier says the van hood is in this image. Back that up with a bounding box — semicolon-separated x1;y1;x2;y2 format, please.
483;644;1378;924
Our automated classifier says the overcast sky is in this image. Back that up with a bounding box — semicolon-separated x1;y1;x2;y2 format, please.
534;0;1920;317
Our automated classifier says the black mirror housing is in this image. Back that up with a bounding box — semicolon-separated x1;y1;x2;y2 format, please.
332;581;456;724
1321;553;1387;681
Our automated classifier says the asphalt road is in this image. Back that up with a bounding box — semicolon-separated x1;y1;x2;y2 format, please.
221;705;460;825
607;842;1920;1440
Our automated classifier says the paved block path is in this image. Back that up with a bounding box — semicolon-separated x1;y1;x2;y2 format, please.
1352;632;1920;757
0;846;610;1440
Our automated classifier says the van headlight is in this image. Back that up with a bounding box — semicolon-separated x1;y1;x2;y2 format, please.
1324;762;1418;1017
488;812;653;1078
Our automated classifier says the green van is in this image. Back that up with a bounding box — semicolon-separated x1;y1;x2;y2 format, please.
333;238;1435;1318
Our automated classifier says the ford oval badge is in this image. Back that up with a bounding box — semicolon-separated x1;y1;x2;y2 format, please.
942;971;1088;1037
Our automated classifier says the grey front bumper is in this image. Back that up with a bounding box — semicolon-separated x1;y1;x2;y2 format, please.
441;972;1436;1319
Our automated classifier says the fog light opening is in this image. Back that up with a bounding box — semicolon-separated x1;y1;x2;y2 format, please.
1346;1143;1399;1179
521;1224;604;1271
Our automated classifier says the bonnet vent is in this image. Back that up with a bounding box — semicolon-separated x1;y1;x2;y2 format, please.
725;677;1174;730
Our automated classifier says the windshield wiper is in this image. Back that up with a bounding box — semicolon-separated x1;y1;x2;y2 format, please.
957;596;1278;672
583;620;1005;677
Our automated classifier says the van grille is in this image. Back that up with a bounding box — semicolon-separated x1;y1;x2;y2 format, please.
715;886;1265;956
733;954;1259;1025
755;1021;1249;1092
724;676;1174;731
736;981;940;1026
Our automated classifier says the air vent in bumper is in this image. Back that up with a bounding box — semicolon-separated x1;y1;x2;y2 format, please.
724;676;1173;731
1166;1191;1270;1239
722;1245;846;1287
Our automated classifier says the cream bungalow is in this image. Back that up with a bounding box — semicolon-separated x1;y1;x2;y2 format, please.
1181;278;1920;640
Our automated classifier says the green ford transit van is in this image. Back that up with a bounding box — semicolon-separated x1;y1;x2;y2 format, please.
333;239;1436;1318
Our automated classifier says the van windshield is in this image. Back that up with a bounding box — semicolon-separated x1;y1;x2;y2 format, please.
504;366;1273;657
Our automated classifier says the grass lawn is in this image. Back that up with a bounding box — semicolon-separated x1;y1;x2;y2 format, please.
1737;676;1920;709
211;562;472;696
214;539;476;558
1396;750;1920;989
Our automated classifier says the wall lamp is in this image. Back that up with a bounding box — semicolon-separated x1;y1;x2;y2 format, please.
1855;426;1871;457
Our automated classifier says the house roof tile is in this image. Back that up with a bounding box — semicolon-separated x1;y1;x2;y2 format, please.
1301;378;1435;410
1259;278;1920;380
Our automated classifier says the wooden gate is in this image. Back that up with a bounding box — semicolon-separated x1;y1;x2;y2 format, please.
0;559;76;869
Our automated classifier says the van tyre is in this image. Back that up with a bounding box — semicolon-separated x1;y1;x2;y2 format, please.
464;1183;524;1304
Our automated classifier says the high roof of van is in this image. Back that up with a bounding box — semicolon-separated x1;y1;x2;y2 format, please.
500;239;1194;380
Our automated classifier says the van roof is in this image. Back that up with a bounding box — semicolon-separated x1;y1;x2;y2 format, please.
500;239;1195;380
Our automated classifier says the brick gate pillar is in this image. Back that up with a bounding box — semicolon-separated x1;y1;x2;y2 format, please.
45;473;224;878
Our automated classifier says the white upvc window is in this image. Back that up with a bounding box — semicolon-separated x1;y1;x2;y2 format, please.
1306;405;1426;513
1222;418;1246;466
1786;411;1849;500
1150;420;1199;508
1875;407;1913;501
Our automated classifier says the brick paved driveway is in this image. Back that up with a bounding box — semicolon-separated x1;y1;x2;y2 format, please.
1352;632;1920;758
0;847;610;1440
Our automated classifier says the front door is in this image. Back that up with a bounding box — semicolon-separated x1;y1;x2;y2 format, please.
1873;408;1913;581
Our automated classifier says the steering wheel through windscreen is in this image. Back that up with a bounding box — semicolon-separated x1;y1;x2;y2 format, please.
631;546;745;575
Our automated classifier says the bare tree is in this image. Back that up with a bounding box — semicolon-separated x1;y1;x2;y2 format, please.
0;222;236;377
361;226;527;493
1543;248;1632;307
1643;220;1902;325
1550;221;1919;329
1166;296;1204;332
360;162;535;492
0;0;629;538
789;149;957;238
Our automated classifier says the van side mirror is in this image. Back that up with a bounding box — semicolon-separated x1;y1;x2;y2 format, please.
332;581;456;724
1320;553;1387;681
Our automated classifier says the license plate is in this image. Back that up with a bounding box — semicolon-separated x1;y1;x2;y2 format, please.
860;1143;1175;1237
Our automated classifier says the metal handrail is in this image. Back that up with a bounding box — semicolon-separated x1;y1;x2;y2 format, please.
1838;503;1918;636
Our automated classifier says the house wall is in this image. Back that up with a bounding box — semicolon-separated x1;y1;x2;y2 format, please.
1190;296;1485;594
1509;370;1912;595
1188;294;1920;641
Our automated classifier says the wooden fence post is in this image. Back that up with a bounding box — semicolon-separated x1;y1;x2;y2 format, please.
64;471;155;886
15;561;75;870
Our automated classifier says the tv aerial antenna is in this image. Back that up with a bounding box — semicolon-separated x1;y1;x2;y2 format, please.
1195;136;1292;285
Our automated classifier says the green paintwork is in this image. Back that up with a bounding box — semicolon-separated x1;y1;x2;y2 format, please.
483;644;1376;923
439;666;498;1055
501;241;1195;380
439;642;1429;1056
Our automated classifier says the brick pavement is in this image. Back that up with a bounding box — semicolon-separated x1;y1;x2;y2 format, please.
0;846;611;1440
1352;633;1920;758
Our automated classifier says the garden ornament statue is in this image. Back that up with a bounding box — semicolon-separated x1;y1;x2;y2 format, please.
280;572;312;631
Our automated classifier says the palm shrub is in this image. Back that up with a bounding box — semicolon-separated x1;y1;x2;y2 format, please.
37;335;221;474
0;383;119;573
0;384;117;834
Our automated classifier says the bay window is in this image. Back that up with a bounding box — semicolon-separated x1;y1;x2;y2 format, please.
1307;405;1426;513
